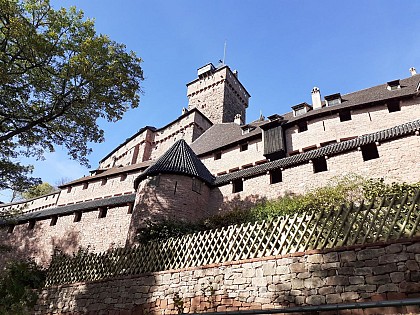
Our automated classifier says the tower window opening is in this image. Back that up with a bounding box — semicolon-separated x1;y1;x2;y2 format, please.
270;169;282;184
361;143;379;161
387;100;401;113
313;157;328;173
232;179;243;193
297;121;308;133
339;110;352;122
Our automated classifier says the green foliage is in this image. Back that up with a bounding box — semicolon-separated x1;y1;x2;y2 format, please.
136;175;420;242
0;259;46;315
20;182;56;200
362;178;420;201
0;0;144;191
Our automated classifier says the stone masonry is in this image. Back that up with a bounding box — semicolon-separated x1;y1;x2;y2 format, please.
35;239;420;314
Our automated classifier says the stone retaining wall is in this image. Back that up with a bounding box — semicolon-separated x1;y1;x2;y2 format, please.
35;239;420;314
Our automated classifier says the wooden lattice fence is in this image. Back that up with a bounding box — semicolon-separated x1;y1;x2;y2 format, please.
45;190;420;286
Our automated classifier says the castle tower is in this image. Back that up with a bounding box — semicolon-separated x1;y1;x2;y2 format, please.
186;63;250;125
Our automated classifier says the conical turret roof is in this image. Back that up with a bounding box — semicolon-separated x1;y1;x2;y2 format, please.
134;139;215;188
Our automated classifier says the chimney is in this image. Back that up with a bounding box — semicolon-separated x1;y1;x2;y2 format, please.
410;67;417;76
233;70;239;78
181;107;187;115
234;114;242;125
311;87;322;110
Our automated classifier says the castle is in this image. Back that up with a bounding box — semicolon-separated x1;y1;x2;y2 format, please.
1;63;419;265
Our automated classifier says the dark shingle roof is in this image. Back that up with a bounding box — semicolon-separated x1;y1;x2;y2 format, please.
190;122;262;156
134;139;215;188
285;75;420;125
214;119;420;186
2;194;136;224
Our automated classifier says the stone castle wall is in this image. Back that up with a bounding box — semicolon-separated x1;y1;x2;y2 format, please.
34;239;420;314
210;134;420;213
200;138;265;175
56;172;138;206
130;175;211;235
1;191;60;216
285;98;420;153
0;204;133;267
187;67;249;124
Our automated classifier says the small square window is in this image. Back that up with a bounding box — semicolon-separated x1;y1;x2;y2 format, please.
270;169;282;184
120;173;127;181
214;152;222;160
82;182;88;190
7;225;14;234
361;143;379;161
192;178;202;194
127;203;134;214
339;110;352;122
240;143;248;152
387;101;401;113
148;175;160;187
50;216;58;226
67;186;72;193
28;220;35;230
101;178;107;186
313;157;328;173
74;211;82;222
297;121;308;133
98;207;108;219
232;179;243;193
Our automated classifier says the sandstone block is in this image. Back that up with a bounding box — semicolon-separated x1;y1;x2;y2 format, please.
262;261;276;276
306;254;323;264
304;277;324;288
390;272;405;283
378;253;409;265
406;260;419;271
354;267;373;275
340;251;357;263
372;263;397;275
366;275;390;285
356;248;385;260
324;252;339;263
377;283;399;293
407;243;420;253
341;292;359;301
385;243;403;254
306;295;325;305
275;265;290;274
290;262;306;273
349;276;365;285
326;276;349;286
319;286;335;295
326;293;342;304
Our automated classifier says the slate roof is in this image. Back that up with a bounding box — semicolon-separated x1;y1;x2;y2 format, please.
134;139;215;188
284;74;420;125
2;194;136;224
213;119;420;186
190;121;263;156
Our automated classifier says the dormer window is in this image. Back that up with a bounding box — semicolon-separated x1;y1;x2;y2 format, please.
387;80;400;91
325;93;342;106
292;103;312;117
241;125;256;135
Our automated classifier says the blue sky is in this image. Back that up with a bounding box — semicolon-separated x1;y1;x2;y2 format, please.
2;1;420;201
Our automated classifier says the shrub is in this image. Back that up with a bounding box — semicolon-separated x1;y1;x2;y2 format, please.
0;259;46;315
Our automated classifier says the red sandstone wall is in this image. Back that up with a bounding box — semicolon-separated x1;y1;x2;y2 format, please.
34;239;420;314
0;205;132;267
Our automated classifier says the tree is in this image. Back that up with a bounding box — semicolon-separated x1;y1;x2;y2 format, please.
0;0;144;191
20;182;56;200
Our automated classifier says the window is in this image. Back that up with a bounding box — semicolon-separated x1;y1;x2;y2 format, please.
387;80;400;91
297;121;308;133
101;178;107;186
82;182;88;190
67;186;72;193
387;100;401;113
312;157;328;173
214;152;222;160
361;143;379;161
240;143;248;152
339;110;352;122
292;102;311;117
7;225;14;234
50;216;58;226
120;173;127;181
325;93;342;106
98;207;108;219
127;203;134;214
74;211;82;222
192;178;202;194
28;220;35;230
147;175;160;187
270;169;282;184
232;179;243;193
